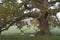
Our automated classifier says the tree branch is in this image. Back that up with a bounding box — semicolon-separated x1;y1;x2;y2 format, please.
0;12;40;32
51;8;60;15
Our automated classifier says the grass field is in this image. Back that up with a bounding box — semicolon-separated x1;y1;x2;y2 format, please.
1;35;60;40
1;26;60;40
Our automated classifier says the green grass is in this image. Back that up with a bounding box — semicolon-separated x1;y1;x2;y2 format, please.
0;35;60;40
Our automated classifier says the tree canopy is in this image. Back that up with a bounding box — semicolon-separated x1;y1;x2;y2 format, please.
0;0;60;36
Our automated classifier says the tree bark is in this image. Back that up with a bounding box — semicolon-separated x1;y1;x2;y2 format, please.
35;12;51;36
40;13;51;35
0;29;1;36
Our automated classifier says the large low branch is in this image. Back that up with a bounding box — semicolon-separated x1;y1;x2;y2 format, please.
16;13;40;21
0;12;40;32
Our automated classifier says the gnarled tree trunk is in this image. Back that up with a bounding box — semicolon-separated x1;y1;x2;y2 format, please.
35;12;51;36
35;0;51;36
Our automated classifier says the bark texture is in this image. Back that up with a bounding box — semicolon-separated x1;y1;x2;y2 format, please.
35;0;51;36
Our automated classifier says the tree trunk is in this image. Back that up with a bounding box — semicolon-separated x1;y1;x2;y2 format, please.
40;14;51;35
35;13;51;36
35;0;51;36
0;30;1;36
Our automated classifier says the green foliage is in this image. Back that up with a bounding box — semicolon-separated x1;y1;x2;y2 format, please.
0;0;33;32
